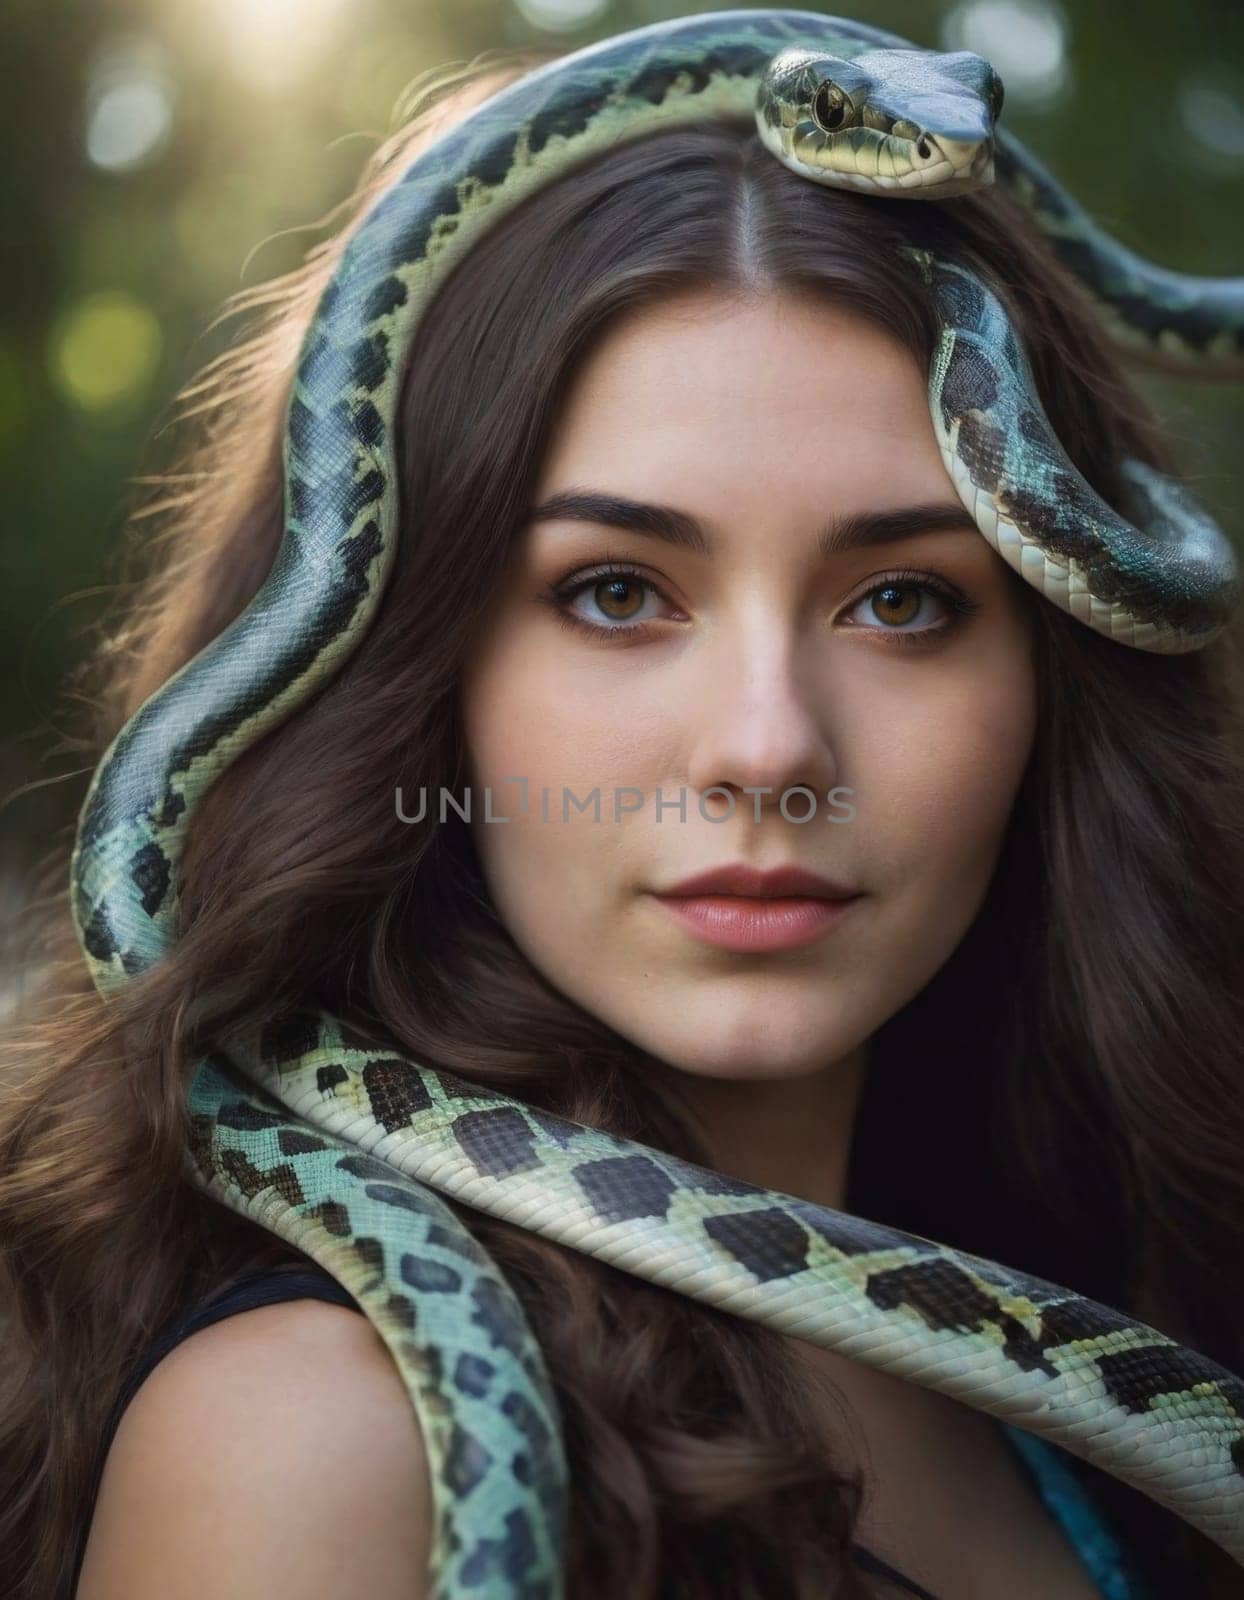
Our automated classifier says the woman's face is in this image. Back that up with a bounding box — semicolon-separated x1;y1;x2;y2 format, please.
460;288;1037;1084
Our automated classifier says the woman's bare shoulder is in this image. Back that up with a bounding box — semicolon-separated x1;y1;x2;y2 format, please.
76;1296;432;1600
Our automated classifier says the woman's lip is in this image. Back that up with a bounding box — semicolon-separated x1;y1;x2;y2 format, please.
649;892;862;952
659;863;859;899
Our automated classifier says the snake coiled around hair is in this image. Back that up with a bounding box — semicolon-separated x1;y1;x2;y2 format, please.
71;11;1243;1596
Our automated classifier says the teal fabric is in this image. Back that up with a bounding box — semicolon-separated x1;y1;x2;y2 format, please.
1001;1424;1155;1599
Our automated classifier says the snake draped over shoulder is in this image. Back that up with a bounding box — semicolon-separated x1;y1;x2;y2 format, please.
71;10;1244;1597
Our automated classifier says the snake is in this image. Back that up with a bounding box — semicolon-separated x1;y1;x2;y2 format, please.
68;10;1244;1596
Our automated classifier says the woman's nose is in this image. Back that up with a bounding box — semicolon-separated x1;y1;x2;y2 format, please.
683;622;839;812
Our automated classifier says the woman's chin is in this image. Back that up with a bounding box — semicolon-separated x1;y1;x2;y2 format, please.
625;1012;869;1087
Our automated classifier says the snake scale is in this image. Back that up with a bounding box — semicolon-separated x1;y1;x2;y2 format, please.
69;10;1243;1595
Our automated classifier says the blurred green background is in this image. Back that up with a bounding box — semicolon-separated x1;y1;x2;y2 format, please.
3;0;1242;991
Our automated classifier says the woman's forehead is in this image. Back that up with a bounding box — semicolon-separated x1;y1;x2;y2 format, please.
554;285;922;407
536;288;943;511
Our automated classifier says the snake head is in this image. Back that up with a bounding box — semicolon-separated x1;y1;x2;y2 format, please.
755;44;1003;199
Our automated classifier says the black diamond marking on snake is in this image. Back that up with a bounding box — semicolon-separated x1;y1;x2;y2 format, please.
292;459;366;524
217;1101;286;1132
348;331;389;393
260;1011;321;1063
954;409;1008;491
435;1068;496;1101
79;905;116;964
386;1292;417;1332
313;1199;350;1237
703;1206;811;1280
459;1507;540;1587
526;1107;586;1149
220;1150;305;1207
453;1107;545;1178
364;1181;438;1217
316;1062;348;1094
364;274;406;320
787;1198;940;1260
341;468;386;525
865;1260;1059;1377
501;1388;552;1457
470;1278;528;1358
362;1057;433;1131
305;394;381;465
453;1353;495;1398
1095;1342;1244;1418
388;179;459;264
278;1128;325;1155
1034;1296;1139;1344
426;1221;491;1264
1017;406;1046;445
400;1254;463;1294
689;1166;762;1199
287;396;319;454
471;127;521;190
936;267;986;328
337;1153;396;1182
130;841;171;917
351;398;385;448
153;788;186;829
442;1423;492;1497
574;1154;677;1223
355;1235;384;1274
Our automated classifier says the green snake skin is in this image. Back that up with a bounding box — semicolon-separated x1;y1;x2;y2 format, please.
69;11;1244;1596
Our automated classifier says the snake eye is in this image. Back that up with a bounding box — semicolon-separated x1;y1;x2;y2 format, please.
812;82;848;132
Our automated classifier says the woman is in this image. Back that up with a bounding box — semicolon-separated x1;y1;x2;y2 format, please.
1;31;1241;1600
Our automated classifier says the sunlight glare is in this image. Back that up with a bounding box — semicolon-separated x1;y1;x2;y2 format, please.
212;0;358;92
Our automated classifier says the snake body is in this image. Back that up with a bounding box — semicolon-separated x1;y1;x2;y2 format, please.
69;11;1244;1596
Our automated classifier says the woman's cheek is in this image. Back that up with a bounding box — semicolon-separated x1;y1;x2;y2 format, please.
849;658;1035;901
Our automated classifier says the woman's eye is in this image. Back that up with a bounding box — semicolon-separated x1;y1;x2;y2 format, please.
554;568;671;633
844;580;956;634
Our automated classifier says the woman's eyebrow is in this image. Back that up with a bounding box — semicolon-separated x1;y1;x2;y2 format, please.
526;488;979;556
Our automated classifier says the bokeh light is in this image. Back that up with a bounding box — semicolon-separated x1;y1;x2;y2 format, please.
86;79;172;171
513;0;611;33
84;35;174;172
209;0;359;92
47;291;163;416
1178;76;1244;172
940;0;1070;112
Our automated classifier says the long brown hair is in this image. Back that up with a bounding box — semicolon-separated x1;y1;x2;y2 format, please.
3;50;1243;1600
